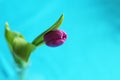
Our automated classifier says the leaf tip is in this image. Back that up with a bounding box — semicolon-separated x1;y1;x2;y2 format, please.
61;13;64;18
5;22;10;30
60;14;64;21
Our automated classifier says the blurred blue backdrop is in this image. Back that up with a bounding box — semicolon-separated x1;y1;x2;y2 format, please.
0;0;120;80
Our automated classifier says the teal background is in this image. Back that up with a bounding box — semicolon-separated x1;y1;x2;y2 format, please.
0;0;120;80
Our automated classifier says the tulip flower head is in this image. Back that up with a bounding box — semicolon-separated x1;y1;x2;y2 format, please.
44;30;67;47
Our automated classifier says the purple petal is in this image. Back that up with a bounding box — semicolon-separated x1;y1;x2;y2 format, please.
44;30;67;47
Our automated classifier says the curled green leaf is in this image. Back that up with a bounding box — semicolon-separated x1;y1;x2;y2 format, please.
5;22;24;48
32;14;64;46
5;23;35;68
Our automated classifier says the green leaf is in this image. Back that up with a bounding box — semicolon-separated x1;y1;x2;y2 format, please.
32;14;64;46
5;22;24;53
5;23;35;68
12;37;35;68
12;37;35;62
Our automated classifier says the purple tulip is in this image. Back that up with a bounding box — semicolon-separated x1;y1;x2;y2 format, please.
44;30;67;47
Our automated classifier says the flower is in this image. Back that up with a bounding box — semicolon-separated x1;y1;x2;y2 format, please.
32;14;64;46
5;14;65;68
44;30;67;47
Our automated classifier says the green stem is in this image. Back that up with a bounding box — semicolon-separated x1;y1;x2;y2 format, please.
17;66;27;80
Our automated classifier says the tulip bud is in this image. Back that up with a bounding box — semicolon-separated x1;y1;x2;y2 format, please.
43;30;67;47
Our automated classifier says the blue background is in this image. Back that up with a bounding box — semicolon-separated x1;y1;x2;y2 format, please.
0;0;120;80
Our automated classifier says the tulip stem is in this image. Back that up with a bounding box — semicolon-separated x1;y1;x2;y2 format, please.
17;67;26;80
